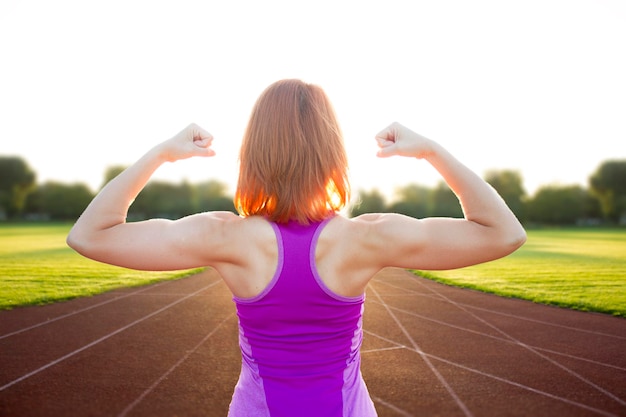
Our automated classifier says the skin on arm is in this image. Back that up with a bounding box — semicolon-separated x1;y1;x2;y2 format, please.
355;122;527;274
66;124;243;272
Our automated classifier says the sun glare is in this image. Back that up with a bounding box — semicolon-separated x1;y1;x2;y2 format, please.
326;180;344;211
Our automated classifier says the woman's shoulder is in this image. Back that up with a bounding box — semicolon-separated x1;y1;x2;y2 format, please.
332;212;402;230
322;213;388;245
189;212;275;246
326;212;421;250
236;215;278;243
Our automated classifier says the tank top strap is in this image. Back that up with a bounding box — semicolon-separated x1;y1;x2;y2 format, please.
270;217;334;297
275;217;333;260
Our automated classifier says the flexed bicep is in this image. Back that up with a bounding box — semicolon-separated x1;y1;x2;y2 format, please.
365;214;521;271
69;212;239;271
401;217;519;270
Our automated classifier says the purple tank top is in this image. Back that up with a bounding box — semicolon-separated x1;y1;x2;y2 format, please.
228;217;377;417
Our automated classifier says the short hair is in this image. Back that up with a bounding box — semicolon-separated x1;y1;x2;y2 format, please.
234;79;350;224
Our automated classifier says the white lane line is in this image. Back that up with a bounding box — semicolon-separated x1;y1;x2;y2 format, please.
0;280;173;340
369;284;474;417
361;346;406;354
363;330;408;350
383;274;626;341
0;279;222;392
428;353;622;417
409;278;626;406
458;303;626;340
117;312;236;417
370;396;414;417
363;330;621;417
368;299;626;372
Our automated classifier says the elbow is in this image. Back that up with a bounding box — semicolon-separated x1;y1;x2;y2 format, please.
66;230;78;251
512;230;527;250
66;229;82;253
504;225;527;253
66;226;91;257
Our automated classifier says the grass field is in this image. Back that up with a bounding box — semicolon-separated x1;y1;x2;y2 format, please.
1;224;625;316
0;223;200;310
416;228;626;317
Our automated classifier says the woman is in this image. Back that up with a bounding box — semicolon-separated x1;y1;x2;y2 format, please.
67;79;526;416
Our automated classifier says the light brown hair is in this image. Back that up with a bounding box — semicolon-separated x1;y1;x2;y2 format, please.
234;79;350;224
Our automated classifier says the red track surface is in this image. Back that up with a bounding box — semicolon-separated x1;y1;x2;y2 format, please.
1;268;625;417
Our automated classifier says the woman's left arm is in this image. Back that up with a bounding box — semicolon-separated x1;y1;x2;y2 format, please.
66;124;229;271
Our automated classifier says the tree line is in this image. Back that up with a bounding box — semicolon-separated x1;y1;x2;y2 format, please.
1;156;625;225
0;161;236;222
351;163;626;225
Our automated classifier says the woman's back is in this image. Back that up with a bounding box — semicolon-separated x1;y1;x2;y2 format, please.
214;215;380;301
228;217;377;417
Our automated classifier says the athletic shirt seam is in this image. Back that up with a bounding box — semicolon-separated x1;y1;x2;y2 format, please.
232;222;284;304
310;217;364;303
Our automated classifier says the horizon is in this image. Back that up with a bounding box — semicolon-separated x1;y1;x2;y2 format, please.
3;149;617;204
1;0;625;200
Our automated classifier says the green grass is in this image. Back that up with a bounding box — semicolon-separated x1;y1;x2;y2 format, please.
415;228;626;317
2;224;625;317
0;223;201;310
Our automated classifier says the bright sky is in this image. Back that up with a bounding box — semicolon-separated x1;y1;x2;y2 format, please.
1;0;625;201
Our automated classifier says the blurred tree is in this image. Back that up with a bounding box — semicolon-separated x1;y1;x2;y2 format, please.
526;185;594;225
195;180;236;213
100;165;127;189
388;184;431;219
0;156;37;219
589;160;626;223
431;181;463;218
25;181;94;220
581;189;603;221
349;189;387;217
129;180;195;219
484;170;527;221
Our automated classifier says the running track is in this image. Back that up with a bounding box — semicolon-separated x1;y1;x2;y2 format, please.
1;268;624;417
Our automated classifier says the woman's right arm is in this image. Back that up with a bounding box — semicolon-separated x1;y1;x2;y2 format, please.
66;124;240;272
359;122;526;271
